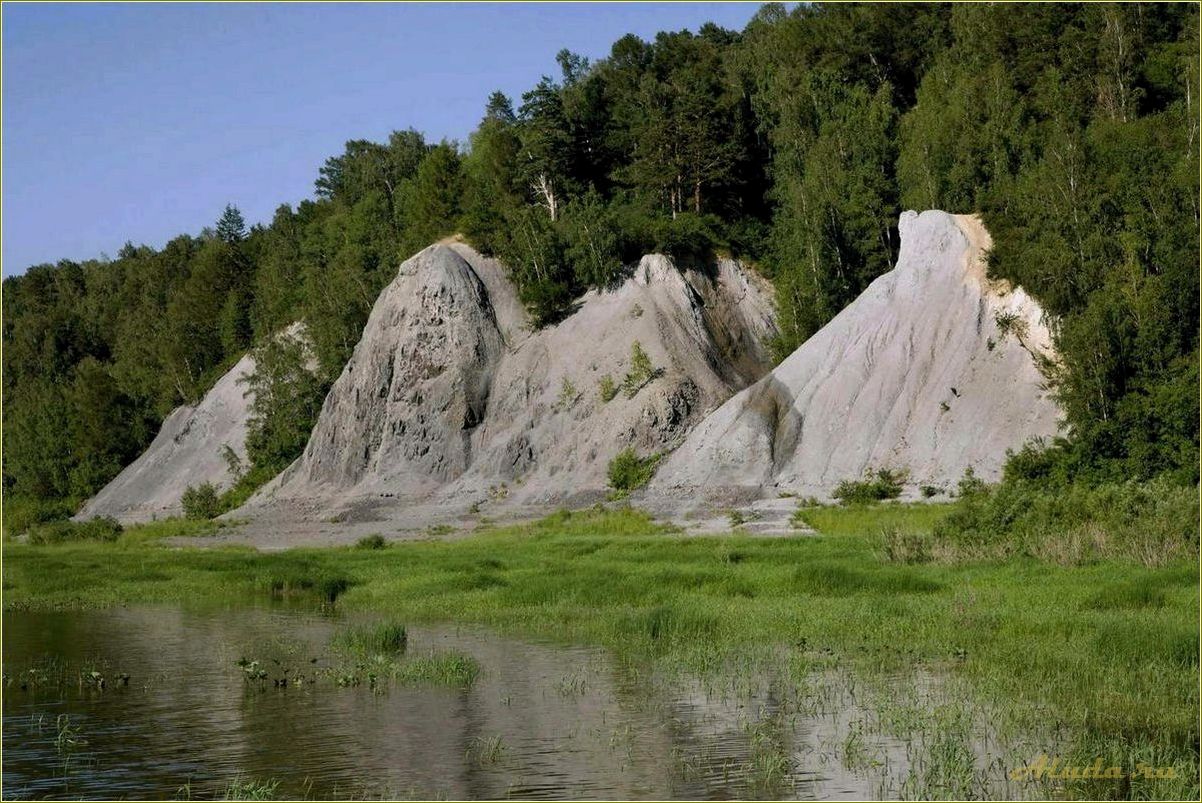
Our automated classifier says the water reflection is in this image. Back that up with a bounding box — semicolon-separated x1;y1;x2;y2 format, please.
3;605;1031;800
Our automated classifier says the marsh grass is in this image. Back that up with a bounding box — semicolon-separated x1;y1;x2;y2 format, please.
933;478;1199;567
120;518;224;542
335;621;408;655
355;534;388;550
391;651;480;687
5;503;1197;799
53;714;86;754
263;570;352;604
323;618;478;689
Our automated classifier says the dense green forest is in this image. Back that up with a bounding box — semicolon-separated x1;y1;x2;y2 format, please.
3;3;1198;523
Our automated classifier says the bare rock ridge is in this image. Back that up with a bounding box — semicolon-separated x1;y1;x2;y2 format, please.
649;210;1060;501
83;210;1061;542
240;242;778;524
76;323;311;524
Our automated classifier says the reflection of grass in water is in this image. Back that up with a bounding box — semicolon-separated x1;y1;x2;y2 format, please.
8;505;1199;799
221;776;280;801
556;670;587;697
895;705;979;800
53;714;86;754
238;648;478;690
50;713;96;796
466;734;506;765
742;708;794;794
841;722;880;772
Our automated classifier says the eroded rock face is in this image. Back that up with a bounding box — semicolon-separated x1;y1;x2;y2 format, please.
292;245;507;496
650;210;1061;498
76;323;311;524
242;243;778;519
445;253;777;506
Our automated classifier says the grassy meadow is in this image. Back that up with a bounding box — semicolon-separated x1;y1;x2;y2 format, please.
3;503;1198;799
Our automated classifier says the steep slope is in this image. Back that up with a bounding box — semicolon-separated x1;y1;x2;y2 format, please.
650;210;1060;500
445;254;776;507
239;243;776;528
286;245;509;497
75;323;310;524
75;353;256;524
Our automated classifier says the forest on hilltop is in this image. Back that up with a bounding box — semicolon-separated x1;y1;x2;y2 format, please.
3;3;1198;522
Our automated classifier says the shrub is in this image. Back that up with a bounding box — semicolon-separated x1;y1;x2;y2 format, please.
213;461;281;515
1002;439;1063;483
181;482;222;520
622;341;658;398
607;448;661;492
2;496;76;539
994;310;1027;342
598;374;618;403
955;466;988;498
555;376;578;410
28;516;122;545
920;485;943;498
221;444;245;481
355;534;387;550
832;469;905;505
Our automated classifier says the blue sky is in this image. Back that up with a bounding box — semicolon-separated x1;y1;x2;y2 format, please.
2;2;768;275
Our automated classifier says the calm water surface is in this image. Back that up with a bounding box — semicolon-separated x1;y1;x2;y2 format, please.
2;605;1007;800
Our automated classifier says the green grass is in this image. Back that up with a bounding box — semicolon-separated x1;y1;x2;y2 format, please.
334;621;408;655
4;504;1197;798
793;501;951;536
392;651;480;687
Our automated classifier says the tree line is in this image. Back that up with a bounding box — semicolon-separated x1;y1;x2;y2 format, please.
3;2;1197;521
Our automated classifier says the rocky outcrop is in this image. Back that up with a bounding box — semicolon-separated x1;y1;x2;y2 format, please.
240;242;777;524
74;353;257;524
291;245;508;496
649;211;1060;500
76;323;311;524
444;252;776;506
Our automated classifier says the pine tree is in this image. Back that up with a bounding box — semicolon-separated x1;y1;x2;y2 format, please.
216;204;246;244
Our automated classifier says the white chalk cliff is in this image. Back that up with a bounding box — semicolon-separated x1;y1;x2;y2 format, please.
76;324;311;523
84;210;1063;535
650;210;1060;498
241;242;777;522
